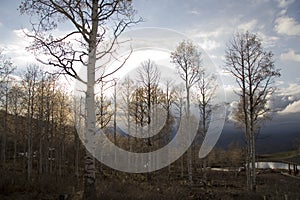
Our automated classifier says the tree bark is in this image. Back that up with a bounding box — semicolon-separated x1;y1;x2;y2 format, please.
82;1;98;199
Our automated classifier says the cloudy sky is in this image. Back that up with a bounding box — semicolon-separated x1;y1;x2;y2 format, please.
0;0;300;139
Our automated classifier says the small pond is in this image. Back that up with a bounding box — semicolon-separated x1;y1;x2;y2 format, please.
256;162;299;170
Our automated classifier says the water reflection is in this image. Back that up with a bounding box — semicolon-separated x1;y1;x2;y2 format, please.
256;162;300;170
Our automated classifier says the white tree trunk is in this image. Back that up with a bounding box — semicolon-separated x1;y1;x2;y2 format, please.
83;1;98;195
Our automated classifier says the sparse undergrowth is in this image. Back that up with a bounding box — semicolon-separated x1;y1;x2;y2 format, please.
1;166;300;200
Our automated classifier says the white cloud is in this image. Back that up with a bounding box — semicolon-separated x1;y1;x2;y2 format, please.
279;9;287;16
238;19;258;32
188;10;200;15
257;32;279;47
275;80;284;86
187;27;226;52
275;16;300;36
280;49;300;62
198;39;221;51
278;100;300;114
277;83;300;97
288;96;295;101
276;0;295;8
209;54;218;59
262;83;300;113
189;28;225;39
0;28;36;67
250;0;270;4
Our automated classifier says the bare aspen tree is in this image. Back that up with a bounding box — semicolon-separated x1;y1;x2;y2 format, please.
119;76;135;151
56;89;72;177
136;60;162;179
162;80;176;129
112;79;118;168
225;31;280;191
162;80;176;178
137;60;160;147
130;87;147;147
22;65;41;181
43;76;57;174
0;51;15;165
173;84;185;178
95;80;113;175
48;76;57;175
171;40;202;184
195;70;217;185
8;84;23;169
36;74;46;175
113;80;118;147
118;76;136;169
95;81;113;130
20;1;140;198
34;72;56;175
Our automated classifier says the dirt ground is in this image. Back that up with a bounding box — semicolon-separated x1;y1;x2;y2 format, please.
90;170;300;200
1;168;300;200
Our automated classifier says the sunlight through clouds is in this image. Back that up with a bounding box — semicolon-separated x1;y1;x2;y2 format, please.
198;39;221;51
275;16;300;36
238;19;258;32
1;28;36;67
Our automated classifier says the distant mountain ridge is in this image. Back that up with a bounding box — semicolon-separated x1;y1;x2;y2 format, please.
216;112;300;154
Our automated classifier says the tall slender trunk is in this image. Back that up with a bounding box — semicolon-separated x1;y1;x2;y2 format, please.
247;55;256;191
113;82;117;167
240;57;251;190
178;97;184;178
82;1;98;199
83;59;97;198
45;99;50;174
249;107;256;191
13;138;17;168
74;126;79;178
251;126;256;191
186;86;193;184
23;143;26;173
1;84;8;165
127;93;131;167
201;93;207;184
39;79;45;175
146;83;151;181
27;105;32;181
55;145;59;176
45;133;49;174
50;89;55;175
113;82;117;146
13;114;17;170
27;81;35;181
1;113;7;165
39;137;43;174
60;137;65;177
246;139;250;189
13;95;18;169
